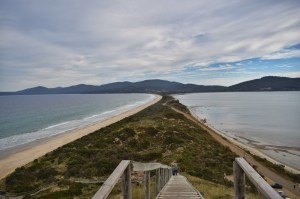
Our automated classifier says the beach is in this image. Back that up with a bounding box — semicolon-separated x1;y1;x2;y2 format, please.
167;105;300;196
174;92;300;173
190;110;300;174
182;109;300;196
0;95;162;179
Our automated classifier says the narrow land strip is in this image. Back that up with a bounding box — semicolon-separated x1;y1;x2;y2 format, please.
170;106;300;197
0;95;162;179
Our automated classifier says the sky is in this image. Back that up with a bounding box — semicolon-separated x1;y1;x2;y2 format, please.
0;0;300;91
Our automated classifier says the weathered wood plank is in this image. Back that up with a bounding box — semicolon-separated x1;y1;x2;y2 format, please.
156;169;161;195
234;161;245;199
235;157;282;199
156;175;204;199
92;160;131;199
122;164;131;199
121;163;132;199
161;168;165;189
145;171;150;199
132;161;170;171
162;169;165;187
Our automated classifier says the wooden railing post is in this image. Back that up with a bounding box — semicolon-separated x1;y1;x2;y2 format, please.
164;168;168;185
234;158;281;199
92;160;131;199
144;171;150;199
234;160;245;199
162;168;166;187
163;168;166;186
121;163;132;199
93;161;171;199
155;168;161;195
166;168;169;181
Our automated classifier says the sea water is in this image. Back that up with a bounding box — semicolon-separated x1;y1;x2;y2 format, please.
0;94;154;151
174;92;300;171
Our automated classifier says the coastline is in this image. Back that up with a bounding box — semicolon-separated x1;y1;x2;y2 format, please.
0;94;162;179
189;110;300;174
171;106;300;196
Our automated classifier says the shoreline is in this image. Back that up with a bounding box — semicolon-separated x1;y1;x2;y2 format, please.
0;94;162;179
189;110;300;174
172;106;300;196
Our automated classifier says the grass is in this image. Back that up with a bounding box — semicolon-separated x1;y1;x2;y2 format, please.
107;179;157;199
185;174;264;199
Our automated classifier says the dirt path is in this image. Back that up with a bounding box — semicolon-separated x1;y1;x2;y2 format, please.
171;107;300;197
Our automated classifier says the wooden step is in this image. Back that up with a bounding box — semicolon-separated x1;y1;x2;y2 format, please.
157;175;204;199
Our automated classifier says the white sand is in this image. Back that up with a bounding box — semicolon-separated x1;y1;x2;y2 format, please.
0;95;162;179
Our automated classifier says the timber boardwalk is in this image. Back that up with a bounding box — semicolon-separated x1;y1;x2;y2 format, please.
92;158;283;199
156;175;204;199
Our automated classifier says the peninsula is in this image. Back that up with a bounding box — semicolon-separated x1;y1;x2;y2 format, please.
0;96;299;198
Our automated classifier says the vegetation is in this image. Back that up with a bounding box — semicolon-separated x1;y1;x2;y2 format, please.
104;172;263;199
1;96;262;198
251;153;300;183
185;174;264;199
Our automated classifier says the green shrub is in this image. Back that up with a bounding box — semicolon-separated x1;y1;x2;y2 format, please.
141;152;163;161
118;128;136;141
144;127;159;136
41;190;74;199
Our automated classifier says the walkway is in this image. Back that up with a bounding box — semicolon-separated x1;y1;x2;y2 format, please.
156;175;204;199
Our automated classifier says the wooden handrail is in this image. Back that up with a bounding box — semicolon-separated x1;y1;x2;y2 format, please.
92;160;131;199
94;158;283;199
92;160;172;199
234;157;282;199
132;161;170;171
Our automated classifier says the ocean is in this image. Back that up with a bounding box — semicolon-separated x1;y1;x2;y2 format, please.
174;92;300;171
0;94;154;151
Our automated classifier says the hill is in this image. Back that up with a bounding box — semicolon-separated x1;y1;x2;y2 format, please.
0;80;225;95
228;76;300;91
1;76;299;95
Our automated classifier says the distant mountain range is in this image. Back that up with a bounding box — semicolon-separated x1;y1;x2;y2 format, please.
1;76;300;95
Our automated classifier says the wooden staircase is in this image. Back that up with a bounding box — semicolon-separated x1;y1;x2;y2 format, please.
156;175;204;199
92;158;282;199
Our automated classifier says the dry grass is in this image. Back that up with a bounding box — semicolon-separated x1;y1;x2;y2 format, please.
107;179;157;199
185;173;265;199
99;173;266;199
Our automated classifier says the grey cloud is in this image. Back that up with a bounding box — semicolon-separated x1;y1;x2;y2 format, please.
1;0;300;90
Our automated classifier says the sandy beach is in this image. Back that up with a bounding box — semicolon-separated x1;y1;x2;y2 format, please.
178;108;300;196
167;105;300;196
0;95;162;179
190;110;300;174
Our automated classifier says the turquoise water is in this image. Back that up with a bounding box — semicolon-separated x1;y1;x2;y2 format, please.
175;92;300;171
0;94;154;150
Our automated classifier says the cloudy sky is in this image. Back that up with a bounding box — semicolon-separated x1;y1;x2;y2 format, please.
0;0;300;91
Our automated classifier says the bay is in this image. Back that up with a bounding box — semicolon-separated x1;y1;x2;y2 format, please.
174;92;300;171
0;94;154;150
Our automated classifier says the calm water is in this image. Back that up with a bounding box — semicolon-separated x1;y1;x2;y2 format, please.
175;92;300;171
0;94;154;150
